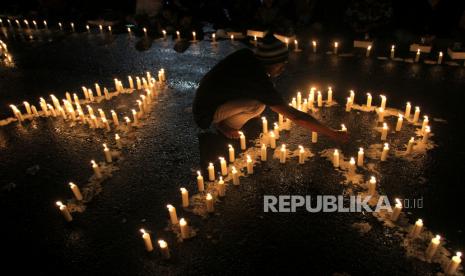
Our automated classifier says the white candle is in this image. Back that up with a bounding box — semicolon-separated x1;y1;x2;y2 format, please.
357;148;364;166
197;171;205;192
415;49;421;62
212;33;217;43
140;229;153;252
230;34;234;42
317;91;323;107
132;109;139;125
421;116;429;133
381;143;389;161
350;90;355;103
346;97;352;112
219;157;227;176
179;218;189;239
297;91;302;107
406;137;415;154
291;97;297;108
366;93;372;108
413;106;420;123
422;126;431;144
231;166;240;185
279;144;287;164
366;45;371;57
410;219;423;238
349;157;356;175
334;42;338;55
368;176;376;195
312;41;317;53
294;39;299;52
425;235;441;260
380;95;387;110
312;131;318;143
192;31;196;41
298;146;305;164
228;144;235;162
273;122;280;139
378;107;385;122
445;252;462;275
261;144;267;161
103;144;112;163
208;162;215;181
91;160;102;179
69;182;83;201
115;134;122;149
381;123;388;141
341;124;347;132
269;131;276;149
285;38;289;49
396;114;403;132
333;149;340;167
206;193;214;213
390;45;395;59
162;29;167;39
309;88;315;105
239;131;246;150
128;76;134;89
56;201;73;222
391;198;402;221
217;177;225;197
327;87;333;104
437;51;443;65
167;204;178;224
262;117;268;134
405;102;411;119
23;101;32;115
180;187;189;207
246;155;254;174
111;110;119;127
143;27;147;36
158;240;170;259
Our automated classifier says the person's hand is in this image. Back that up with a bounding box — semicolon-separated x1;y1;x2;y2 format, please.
330;130;350;144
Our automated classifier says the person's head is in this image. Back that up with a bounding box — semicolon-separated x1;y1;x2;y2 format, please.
254;33;289;78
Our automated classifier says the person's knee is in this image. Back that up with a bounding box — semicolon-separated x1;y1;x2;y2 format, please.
246;100;266;115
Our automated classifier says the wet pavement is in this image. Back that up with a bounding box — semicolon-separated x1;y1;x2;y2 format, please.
1;27;465;275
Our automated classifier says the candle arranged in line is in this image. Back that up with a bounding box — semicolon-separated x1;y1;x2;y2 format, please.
261;144;267;161
208;162;215;181
410;219;423;238
346;97;352;112
231;166;240;185
405;102;411;119
396;114;403;132
167;204;178;224
158;240;170;259
206;193;214;213
349;90;355;103
349;157;356;175
312;131;318;143
445;252;462;275
381;143;389;161
366;45;372;57
228;144;235;162
262;116;268;134
317;91;323;107
366;93;372;108
380;95;387;110
273;122;280;139
280;144;287;164
115;134;122;149
390;45;395;59
180;187;189;207
103;144;112;163
421;116;429;133
192;31;197;41
327;87;333;104
246;155;254;174
312;41;317;53
91;160;102;179
368;176;376;195
341;124;347;132
269;131;276;149
415;49;421;62
239;131;246;150
217;177;225;197
219;157;228;176
56;201;73;222
357;148;364;166
140;229;154;252
378;108;385;122
298;146;305;164
425;235;441;260
437;51;443;65
391;198;402;221
406;137;415;154
333;149;340;168
413;106;420;123
422;126;431;144
69;182;83;201
334;42;338;55
294;40;300;52
197;171;205;192
381;123;388;141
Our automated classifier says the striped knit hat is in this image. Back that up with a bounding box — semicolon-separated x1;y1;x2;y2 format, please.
254;33;289;65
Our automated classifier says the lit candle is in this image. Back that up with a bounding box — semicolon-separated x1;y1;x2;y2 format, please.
357;148;364;166
132;109;139;125
366;45;371;57
368;176;376;195
445;252;462;275
103;144;112;163
262;116;268;134
297;91;302;107
333;149;340;167
56;201;73;222
380;95;387;110
261;144;267;161
291;97;297;108
125;117;132;130
327;87;333;104
111;110;119;127
115;134;122;149
246;155;254;174
425;235;441;260
349;157;356;175
390;45;395;59
192;31;196;41
239;131;246;150
294;40;299;52
312;40;317;53
391;198;402;221
143;27;147;36
334;42;338;55
43;20;48;29
219;157;227;176
309;88;315;106
366;93;372;108
422;126;431;144
180;187;189;207
405;102;412;119
381;143;389;161
208;162;215;181
312;131;318;143
269;131;276;149
9;105;24;121
158;240;170;259
217;177;225;197
346;97;352;112
87;25;91;32
206;193;214;213
140;229;153;252
378;107;385;122
128;76;134;89
410;219;423;238
317;91;323;107
341;124;347;132
381;123;388;141
162;30;167;40
437;51;443;65
415;49;420;62
179;218;189;239
167;204;178;224
350;90;355;103
230;34;234;42
406;137;415;154
421;115;429;133
69;182;83;201
58;22;62;30
396;114;403;132
176;30;181;40
274;122;280;139
99;25;103;32
285;38;289;49
280;144;287;164
23;101;32;115
197;171;205;192
231;166;240;185
298;145;305;164
71;22;75;32
413;106;420;123
228;144;235;162
91;160;102;179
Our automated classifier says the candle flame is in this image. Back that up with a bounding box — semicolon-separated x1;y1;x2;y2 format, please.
158;240;167;248
370;176;376;183
56;201;64;207
350;157;355;164
383;123;388;129
359;147;364;152
166;204;174;210
179;218;186;226
384;143;389;149
312;41;316;46
206;193;213;200
69;182;75;188
140;229;146;234
197;171;202;177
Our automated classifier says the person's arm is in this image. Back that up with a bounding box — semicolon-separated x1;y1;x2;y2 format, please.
270;104;349;143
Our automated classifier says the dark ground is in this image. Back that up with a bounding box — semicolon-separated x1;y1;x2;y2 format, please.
1;26;464;275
